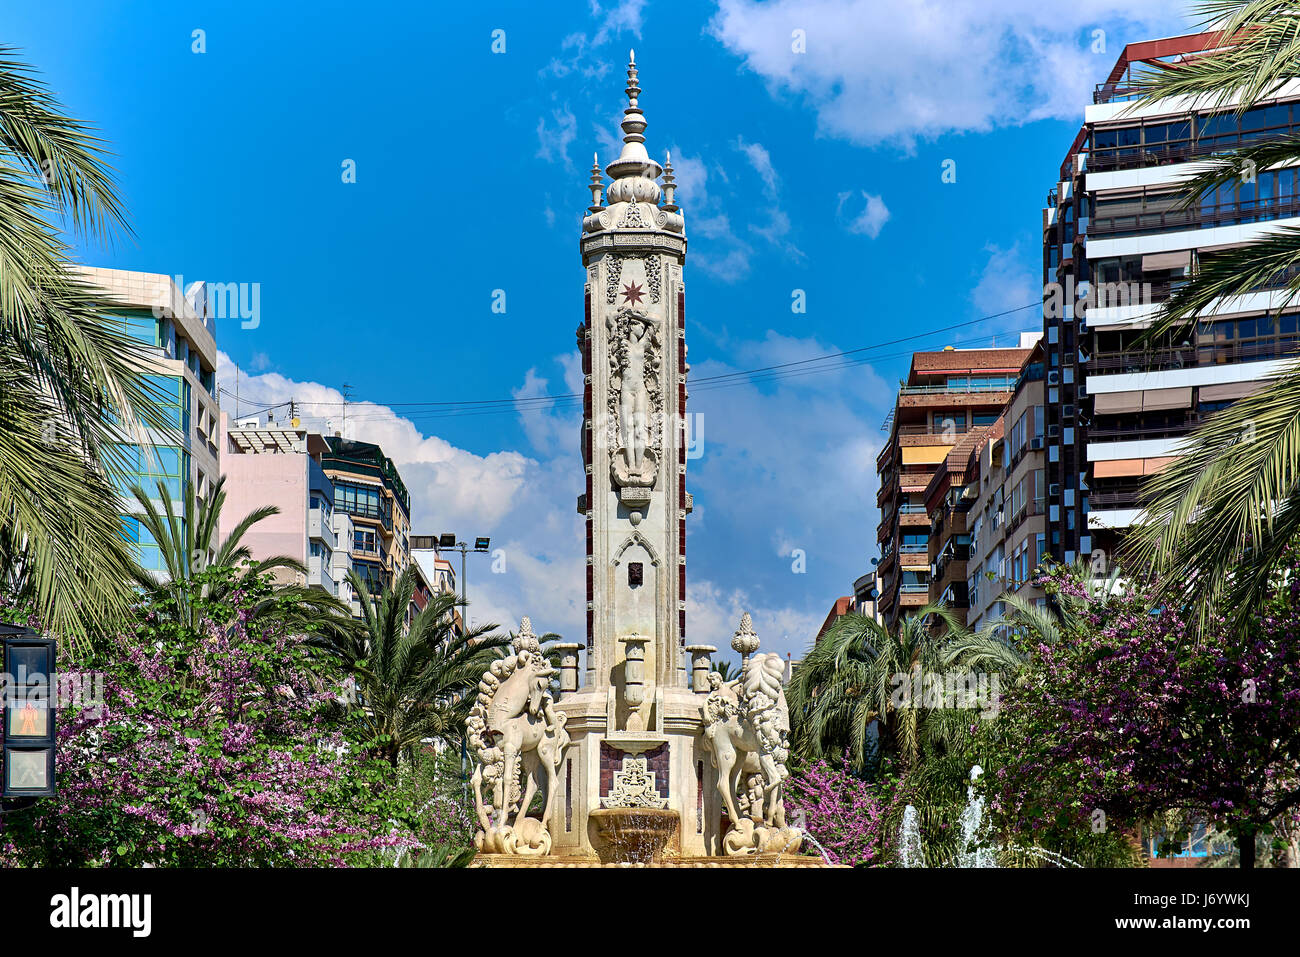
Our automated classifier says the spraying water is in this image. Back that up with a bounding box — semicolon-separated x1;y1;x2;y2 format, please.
898;804;923;868
896;765;1081;868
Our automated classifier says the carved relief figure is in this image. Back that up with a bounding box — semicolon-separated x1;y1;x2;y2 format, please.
606;309;662;489
467;618;570;855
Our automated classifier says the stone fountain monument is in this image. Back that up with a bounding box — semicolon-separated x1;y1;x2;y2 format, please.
468;53;812;867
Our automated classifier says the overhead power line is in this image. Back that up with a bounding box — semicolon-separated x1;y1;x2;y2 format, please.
228;301;1042;424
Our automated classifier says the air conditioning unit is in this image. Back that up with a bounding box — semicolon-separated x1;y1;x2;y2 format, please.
1049;483;1061;497
1047;371;1060;385
1030;437;1044;450
1063;404;1075;419
1048;424;1061;438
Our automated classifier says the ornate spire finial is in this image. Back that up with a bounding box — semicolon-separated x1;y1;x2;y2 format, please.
662;149;678;212
604;51;660;204
588;153;605;211
731;612;760;657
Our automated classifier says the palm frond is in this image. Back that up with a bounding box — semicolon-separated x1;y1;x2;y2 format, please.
1126;359;1300;626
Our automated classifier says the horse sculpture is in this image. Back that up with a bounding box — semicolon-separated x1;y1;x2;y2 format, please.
467;618;569;855
699;614;802;856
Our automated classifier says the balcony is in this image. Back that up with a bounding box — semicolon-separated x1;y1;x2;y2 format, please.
1090;489;1142;509
1090;125;1300;174
1090;193;1300;240
894;423;978;437
339;497;394;531
899;383;1017;396
1087;417;1196;442
1090;337;1300;376
307;554;336;595
1092;82;1144;105
308;509;337;550
899;549;929;569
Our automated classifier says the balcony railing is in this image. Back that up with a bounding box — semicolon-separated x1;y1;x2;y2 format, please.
1090;490;1142;509
1089;346;1195;374
899;383;1015;395
1087;418;1195;442
1093;82;1143;105
894;423;976;436
1090;126;1300;173
1090;193;1300;239
1090;337;1300;375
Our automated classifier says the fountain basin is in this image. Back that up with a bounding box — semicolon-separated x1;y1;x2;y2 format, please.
589;807;680;864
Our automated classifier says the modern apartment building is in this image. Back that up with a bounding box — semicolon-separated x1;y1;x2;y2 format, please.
851;570;883;622
1044;32;1292;561
922;425;992;621
321;436;411;594
815;596;854;641
81;267;220;575
966;344;1049;631
219;413;346;596
876;342;1034;627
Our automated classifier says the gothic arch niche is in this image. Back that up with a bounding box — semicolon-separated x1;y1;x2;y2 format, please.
611;533;659;686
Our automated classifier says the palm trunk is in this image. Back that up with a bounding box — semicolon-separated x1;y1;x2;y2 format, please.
1238;826;1257;869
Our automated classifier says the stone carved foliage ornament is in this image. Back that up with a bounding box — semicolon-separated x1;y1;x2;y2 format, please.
602;756;669;809
467;617;570;855
604;255;624;305
603;254;662;305
699;613;802;856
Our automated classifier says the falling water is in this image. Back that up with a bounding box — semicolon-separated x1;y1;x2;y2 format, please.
771;825;834;866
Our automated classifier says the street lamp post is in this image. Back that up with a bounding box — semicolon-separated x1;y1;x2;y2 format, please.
438;533;492;612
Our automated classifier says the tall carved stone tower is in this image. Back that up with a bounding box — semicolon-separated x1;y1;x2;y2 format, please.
578;50;690;695
552;52;723;858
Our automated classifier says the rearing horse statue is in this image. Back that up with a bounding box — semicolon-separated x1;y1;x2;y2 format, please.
467;618;569;856
699;614;802;856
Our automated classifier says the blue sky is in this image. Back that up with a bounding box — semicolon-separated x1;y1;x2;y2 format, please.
7;0;1194;657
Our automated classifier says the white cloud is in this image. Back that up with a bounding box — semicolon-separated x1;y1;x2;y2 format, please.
217;321;890;665
591;0;647;47
837;190;890;238
668;145;756;282
542;1;645;80
970;242;1040;339
708;0;1189;148
536;104;578;172
736;136;779;199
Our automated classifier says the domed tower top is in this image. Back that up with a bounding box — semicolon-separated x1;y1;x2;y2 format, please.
582;51;685;246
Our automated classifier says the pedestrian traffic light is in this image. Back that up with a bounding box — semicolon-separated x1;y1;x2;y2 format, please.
2;628;56;798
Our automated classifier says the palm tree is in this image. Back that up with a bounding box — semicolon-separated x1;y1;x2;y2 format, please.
129;475;348;630
788;606;1021;770
713;658;738;682
0;46;173;641
1123;2;1300;624
333;567;509;767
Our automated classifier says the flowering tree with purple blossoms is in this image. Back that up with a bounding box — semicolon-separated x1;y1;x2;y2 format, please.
0;565;420;867
989;557;1300;868
784;757;900;866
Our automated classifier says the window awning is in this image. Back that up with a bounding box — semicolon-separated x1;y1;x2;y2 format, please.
1200;381;1265;402
1094;459;1144;478
1142;387;1192;411
1094;391;1143;414
1142;250;1191;272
